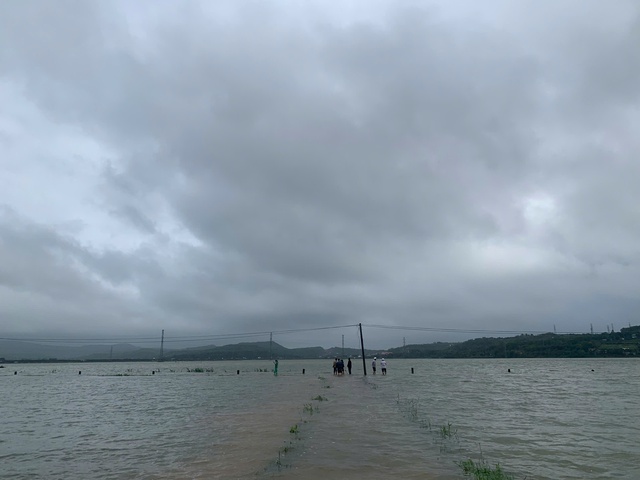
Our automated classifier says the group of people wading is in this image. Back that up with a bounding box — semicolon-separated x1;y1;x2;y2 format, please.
332;357;352;375
333;356;388;375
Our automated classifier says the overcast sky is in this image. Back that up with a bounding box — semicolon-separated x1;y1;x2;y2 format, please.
1;0;639;349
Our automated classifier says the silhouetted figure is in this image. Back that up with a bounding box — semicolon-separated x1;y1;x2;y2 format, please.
371;357;377;374
338;358;345;375
347;357;352;375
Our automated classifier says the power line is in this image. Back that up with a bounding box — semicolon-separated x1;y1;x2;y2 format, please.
363;324;588;335
0;324;359;345
0;322;599;347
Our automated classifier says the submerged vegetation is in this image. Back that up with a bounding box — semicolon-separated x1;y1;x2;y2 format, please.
458;459;514;480
440;422;457;440
396;394;515;477
272;378;331;473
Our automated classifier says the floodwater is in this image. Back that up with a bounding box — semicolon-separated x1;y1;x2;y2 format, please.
1;358;638;479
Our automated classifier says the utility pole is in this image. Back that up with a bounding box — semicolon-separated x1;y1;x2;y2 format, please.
590;323;594;334
403;336;406;348
270;332;273;359
359;323;367;376
160;329;164;361
110;345;113;360
554;324;556;334
342;334;344;357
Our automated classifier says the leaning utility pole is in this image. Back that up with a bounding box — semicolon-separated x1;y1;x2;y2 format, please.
359;323;367;376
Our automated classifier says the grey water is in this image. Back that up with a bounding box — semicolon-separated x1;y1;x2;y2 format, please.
1;358;638;479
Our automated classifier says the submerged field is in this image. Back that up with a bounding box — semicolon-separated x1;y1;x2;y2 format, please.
1;358;638;479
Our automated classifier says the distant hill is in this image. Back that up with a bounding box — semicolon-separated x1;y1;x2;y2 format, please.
166;342;365;361
0;341;144;361
1;325;638;362
0;339;368;362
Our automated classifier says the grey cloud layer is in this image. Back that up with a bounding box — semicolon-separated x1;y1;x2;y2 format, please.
1;1;639;346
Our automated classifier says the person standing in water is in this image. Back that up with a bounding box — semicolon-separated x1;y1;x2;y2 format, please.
380;358;387;375
273;358;279;376
371;357;377;374
347;357;352;375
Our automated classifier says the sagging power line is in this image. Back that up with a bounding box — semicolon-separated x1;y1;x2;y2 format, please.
0;322;594;346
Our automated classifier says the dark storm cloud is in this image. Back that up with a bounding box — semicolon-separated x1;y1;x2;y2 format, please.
1;1;640;346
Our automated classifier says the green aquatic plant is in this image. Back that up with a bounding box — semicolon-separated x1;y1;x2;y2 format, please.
312;395;328;401
457;459;513;480
440;422;457;439
289;424;299;434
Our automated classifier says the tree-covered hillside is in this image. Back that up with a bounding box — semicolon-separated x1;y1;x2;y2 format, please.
386;325;640;358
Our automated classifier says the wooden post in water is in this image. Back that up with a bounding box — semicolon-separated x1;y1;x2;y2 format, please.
359;323;367;376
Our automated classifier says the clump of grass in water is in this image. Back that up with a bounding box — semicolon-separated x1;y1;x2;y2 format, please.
440;422;457;439
289;424;299;434
407;399;419;421
276;450;291;471
419;418;432;430
303;403;318;415
312;395;328;401
457;459;513;480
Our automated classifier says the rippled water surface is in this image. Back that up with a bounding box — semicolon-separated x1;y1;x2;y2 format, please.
1;358;638;479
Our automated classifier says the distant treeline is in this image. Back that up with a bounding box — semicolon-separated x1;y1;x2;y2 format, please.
387;325;640;359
